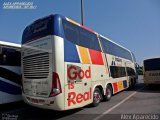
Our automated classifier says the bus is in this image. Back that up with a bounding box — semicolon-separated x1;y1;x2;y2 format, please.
143;58;160;85
21;14;137;111
0;41;21;104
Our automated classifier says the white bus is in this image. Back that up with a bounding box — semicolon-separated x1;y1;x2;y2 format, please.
21;14;137;111
143;58;160;85
0;41;21;104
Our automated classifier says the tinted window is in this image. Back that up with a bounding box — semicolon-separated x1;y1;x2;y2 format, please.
22;16;53;44
0;47;21;66
127;67;136;76
110;66;126;78
100;37;132;61
144;58;160;71
63;20;79;44
63;20;101;51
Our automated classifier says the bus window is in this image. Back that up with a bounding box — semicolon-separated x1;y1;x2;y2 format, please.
100;37;132;61
127;67;136;76
63;19;101;52
0;47;21;66
143;58;160;85
63;20;79;44
110;66;126;78
144;58;160;71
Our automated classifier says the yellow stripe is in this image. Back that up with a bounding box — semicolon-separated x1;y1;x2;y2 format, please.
77;46;91;64
97;35;109;75
66;18;80;26
102;53;106;65
117;81;123;91
101;53;108;74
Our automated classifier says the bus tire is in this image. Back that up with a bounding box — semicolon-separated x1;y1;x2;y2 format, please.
103;85;112;101
91;88;102;107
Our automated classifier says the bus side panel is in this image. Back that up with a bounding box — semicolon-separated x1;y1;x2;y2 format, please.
0;45;22;104
64;62;84;110
91;65;109;82
52;36;65;110
91;65;109;96
0;91;21;104
106;54;130;93
0;66;22;104
63;46;109;109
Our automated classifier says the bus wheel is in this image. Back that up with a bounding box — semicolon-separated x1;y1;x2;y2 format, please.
91;88;102;107
103;85;112;101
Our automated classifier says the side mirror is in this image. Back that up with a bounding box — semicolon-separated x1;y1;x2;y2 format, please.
137;69;143;75
135;63;143;75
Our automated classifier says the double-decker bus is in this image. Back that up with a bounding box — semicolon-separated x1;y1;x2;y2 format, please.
21;14;137;111
0;41;21;104
143;58;160;85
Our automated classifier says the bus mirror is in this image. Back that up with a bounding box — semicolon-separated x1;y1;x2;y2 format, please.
135;63;140;69
137;69;143;75
135;63;143;75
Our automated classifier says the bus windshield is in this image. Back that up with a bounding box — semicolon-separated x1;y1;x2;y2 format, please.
144;58;160;71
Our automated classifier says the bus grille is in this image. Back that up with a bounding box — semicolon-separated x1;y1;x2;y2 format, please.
23;53;49;79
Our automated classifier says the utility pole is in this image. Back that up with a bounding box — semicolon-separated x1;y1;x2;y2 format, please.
81;0;84;25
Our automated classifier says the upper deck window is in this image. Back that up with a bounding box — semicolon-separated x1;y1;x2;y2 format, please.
100;37;132;61
63;19;101;52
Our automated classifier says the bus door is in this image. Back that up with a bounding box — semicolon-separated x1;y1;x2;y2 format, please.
65;63;83;109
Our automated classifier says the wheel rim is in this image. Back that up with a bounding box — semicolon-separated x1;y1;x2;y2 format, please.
106;88;111;98
93;91;101;103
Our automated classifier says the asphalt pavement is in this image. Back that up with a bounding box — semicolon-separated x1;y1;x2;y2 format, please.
0;76;160;120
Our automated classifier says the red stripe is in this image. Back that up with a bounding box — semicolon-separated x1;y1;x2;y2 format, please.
113;83;118;93
81;25;95;34
89;49;104;65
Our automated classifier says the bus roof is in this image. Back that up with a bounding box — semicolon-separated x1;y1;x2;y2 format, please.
0;41;21;48
22;14;132;54
144;57;160;62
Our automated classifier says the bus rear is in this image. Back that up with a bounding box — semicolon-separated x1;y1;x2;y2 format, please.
143;58;160;84
21;15;65;110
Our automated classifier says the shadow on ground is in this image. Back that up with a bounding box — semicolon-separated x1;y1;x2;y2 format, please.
139;84;160;93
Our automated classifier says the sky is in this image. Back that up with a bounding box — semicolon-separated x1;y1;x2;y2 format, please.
0;0;160;65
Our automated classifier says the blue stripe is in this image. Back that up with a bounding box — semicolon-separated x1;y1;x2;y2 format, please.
123;80;128;88
64;40;80;63
0;79;21;95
